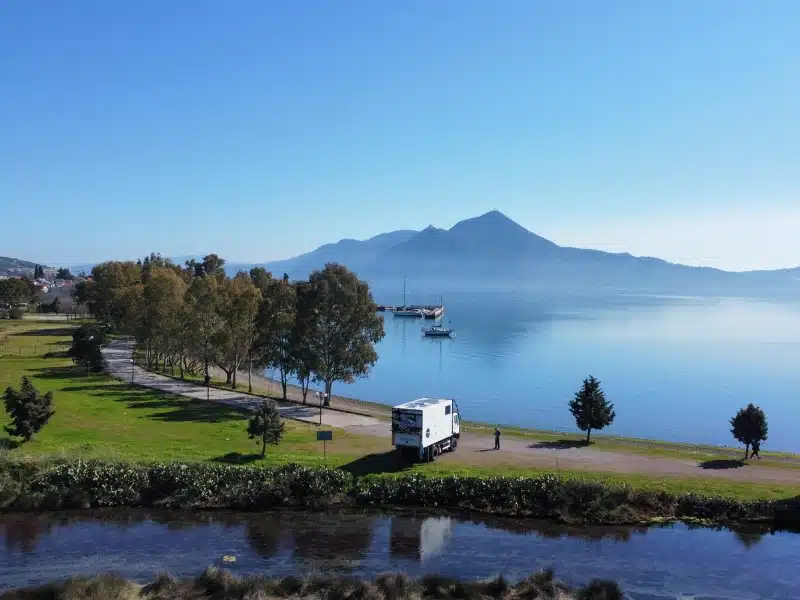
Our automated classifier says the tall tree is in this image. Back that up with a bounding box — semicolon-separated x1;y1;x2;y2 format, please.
292;281;319;403
3;376;55;442
304;263;385;405
254;278;296;399
85;261;142;330
187;274;222;385
139;268;187;370
730;403;768;459
55;267;73;281
568;376;616;443
247;398;285;458
214;273;261;389
0;278;31;306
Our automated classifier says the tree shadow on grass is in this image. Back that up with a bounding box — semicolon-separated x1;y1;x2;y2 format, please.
123;396;251;424
528;439;590;450
339;450;414;477
213;452;263;464
698;459;746;470
31;365;86;380
13;327;76;337
0;438;22;451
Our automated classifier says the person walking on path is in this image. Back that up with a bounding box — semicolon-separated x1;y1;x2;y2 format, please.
494;427;501;450
751;440;761;459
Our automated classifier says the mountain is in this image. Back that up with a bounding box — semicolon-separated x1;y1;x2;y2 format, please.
0;256;46;276
263;229;418;276
263;211;800;293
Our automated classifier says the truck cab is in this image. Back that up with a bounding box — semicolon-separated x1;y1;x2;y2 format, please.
392;397;461;462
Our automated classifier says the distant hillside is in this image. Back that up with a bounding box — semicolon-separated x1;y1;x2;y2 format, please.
263;229;417;276
263;211;800;294
0;256;47;276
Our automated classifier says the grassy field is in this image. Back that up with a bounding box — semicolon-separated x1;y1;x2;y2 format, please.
2;320;800;503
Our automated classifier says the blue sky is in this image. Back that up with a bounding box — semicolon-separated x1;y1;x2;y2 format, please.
2;1;799;270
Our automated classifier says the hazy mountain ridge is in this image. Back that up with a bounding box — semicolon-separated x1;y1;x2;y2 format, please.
0;256;47;275
261;211;800;292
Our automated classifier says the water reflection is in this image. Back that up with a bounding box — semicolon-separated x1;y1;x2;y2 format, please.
3;509;800;599
0;509;775;558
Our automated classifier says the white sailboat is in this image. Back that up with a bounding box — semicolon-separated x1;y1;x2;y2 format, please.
394;276;424;317
422;297;454;337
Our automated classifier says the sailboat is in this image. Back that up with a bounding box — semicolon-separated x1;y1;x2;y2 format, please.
394;276;424;317
422;297;454;337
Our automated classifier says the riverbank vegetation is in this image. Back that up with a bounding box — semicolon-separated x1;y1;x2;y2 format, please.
0;567;621;600
1;459;798;529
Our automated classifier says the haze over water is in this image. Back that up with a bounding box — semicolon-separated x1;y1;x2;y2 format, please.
272;283;800;451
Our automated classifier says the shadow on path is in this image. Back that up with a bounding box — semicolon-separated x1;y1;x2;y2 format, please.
339;450;413;477
698;459;746;470
528;439;590;450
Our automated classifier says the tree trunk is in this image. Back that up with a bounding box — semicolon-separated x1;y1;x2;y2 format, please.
231;368;237;390
280;369;288;400
261;433;266;458
324;380;332;406
300;376;309;404
744;443;750;460
248;354;252;394
586;428;591;444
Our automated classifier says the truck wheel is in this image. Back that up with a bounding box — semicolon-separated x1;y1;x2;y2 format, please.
450;437;458;452
433;445;440;459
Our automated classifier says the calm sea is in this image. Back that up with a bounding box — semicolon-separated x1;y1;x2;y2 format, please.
269;282;800;452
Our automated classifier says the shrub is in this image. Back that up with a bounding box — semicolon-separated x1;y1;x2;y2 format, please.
3;567;619;600
2;377;55;442
9;307;23;320
9;461;352;511
0;459;793;529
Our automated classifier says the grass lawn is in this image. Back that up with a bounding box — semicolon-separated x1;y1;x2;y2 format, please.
2;320;800;503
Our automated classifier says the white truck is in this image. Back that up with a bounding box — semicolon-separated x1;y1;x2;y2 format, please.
392;397;461;462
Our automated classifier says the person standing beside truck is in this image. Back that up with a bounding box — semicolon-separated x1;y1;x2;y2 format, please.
494;427;501;450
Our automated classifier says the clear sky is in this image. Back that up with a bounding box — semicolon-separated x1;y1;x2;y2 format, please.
2;1;799;271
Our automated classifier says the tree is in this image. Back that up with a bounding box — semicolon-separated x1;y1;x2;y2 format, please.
730;403;768;459
247;398;285;458
254;278;296;399
86;261;142;330
56;267;73;281
304;263;385;405
68;324;106;373
0;277;32;306
186;274;221;385
139;267;187;371
214;273;261;389
292;281;319;403
568;376;616;443
2;376;55;442
50;297;61;314
34;265;44;279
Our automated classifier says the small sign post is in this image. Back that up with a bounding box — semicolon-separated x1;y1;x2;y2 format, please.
316;430;333;462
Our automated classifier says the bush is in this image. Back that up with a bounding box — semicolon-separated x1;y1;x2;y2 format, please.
9;307;23;320
1;460;352;511
0;459;794;529
1;567;620;600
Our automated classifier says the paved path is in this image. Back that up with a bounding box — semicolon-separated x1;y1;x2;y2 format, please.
102;339;384;432
101;339;800;485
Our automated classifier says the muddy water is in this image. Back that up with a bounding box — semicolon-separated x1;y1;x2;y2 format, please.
1;509;798;599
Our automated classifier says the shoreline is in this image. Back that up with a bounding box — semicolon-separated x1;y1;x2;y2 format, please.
200;364;799;461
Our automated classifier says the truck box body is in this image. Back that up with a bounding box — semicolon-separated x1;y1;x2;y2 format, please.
392;398;460;456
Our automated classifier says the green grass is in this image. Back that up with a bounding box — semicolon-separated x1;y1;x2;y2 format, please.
2;320;800;504
0;321;386;465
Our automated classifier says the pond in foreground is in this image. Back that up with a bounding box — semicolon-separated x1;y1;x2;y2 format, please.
1;509;799;600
